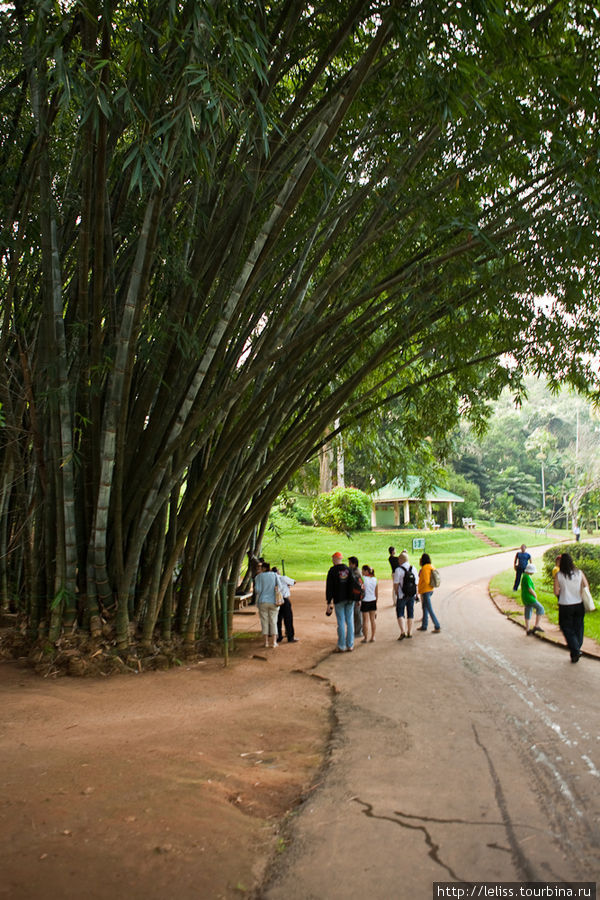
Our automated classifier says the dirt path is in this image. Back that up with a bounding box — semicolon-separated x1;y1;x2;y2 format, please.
0;584;334;900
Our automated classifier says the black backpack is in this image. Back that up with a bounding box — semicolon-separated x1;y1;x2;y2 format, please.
402;564;417;598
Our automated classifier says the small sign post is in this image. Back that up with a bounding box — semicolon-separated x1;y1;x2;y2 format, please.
412;538;425;551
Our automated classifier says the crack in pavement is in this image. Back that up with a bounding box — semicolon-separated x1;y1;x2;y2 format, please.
354;797;470;881
472;723;539;882
352;721;545;885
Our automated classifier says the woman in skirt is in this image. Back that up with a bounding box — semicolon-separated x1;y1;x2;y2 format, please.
360;565;378;642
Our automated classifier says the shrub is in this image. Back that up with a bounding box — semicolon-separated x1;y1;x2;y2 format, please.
446;473;480;520
542;542;600;598
312;487;372;533
292;506;314;526
275;491;314;525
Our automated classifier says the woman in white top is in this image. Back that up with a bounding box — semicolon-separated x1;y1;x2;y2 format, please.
553;552;590;663
360;565;378;643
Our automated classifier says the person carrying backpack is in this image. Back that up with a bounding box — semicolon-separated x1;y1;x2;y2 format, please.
348;556;365;639
393;551;418;640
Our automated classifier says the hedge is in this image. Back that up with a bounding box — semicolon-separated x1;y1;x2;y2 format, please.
542;542;600;598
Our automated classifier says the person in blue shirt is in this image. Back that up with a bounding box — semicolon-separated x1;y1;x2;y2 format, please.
513;544;531;591
255;562;280;648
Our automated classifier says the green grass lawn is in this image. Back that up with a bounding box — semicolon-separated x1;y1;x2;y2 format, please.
490;557;600;644
261;514;574;581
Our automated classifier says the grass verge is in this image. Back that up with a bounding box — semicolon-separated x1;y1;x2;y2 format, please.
261;515;574;581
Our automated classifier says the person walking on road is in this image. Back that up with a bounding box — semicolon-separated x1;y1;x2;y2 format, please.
513;544;531;591
553;552;589;663
394;551;418;640
326;552;355;652
360;565;378;642
520;562;545;635
417;552;441;632
272;566;298;644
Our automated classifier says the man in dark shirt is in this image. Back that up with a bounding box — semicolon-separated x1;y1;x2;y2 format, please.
348;555;364;639
513;544;531;591
326;552;355;652
388;546;400;606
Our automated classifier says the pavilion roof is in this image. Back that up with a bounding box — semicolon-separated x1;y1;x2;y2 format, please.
371;476;464;504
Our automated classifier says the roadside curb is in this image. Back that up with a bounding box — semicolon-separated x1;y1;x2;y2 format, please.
489;587;599;661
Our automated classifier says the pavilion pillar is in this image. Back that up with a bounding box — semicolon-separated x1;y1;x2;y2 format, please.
447;502;453;525
404;499;410;524
394;502;400;526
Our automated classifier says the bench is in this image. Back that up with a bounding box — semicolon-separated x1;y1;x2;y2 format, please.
234;591;254;611
462;517;476;530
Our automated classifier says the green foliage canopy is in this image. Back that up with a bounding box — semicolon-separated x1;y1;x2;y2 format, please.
1;1;600;653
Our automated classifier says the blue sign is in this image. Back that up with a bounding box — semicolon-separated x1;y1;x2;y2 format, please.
412;538;425;551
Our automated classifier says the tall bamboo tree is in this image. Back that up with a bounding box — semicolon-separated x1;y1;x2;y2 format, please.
1;0;599;657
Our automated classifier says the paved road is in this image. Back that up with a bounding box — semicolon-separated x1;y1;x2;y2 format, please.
262;550;600;899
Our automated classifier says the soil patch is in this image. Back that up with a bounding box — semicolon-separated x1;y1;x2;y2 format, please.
0;583;336;899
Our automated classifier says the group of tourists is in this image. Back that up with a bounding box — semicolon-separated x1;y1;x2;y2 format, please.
515;544;591;663
252;539;592;664
325;545;441;653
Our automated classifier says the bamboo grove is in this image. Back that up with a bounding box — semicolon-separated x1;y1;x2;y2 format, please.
1;1;599;658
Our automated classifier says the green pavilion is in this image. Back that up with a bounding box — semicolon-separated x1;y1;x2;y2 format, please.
371;477;464;529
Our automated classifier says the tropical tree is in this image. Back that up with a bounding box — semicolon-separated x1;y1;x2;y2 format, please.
525;427;558;508
490;491;519;525
577;490;600;534
445;472;481;521
1;1;600;662
489;466;540;509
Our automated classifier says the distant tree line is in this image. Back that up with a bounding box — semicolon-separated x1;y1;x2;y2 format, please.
447;381;600;529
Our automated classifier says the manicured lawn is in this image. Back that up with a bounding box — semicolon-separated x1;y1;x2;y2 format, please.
490;558;600;644
261;514;573;582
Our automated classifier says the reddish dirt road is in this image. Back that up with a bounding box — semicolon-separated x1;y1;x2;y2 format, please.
0;584;335;900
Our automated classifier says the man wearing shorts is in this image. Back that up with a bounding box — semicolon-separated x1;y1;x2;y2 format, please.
394;551;418;640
